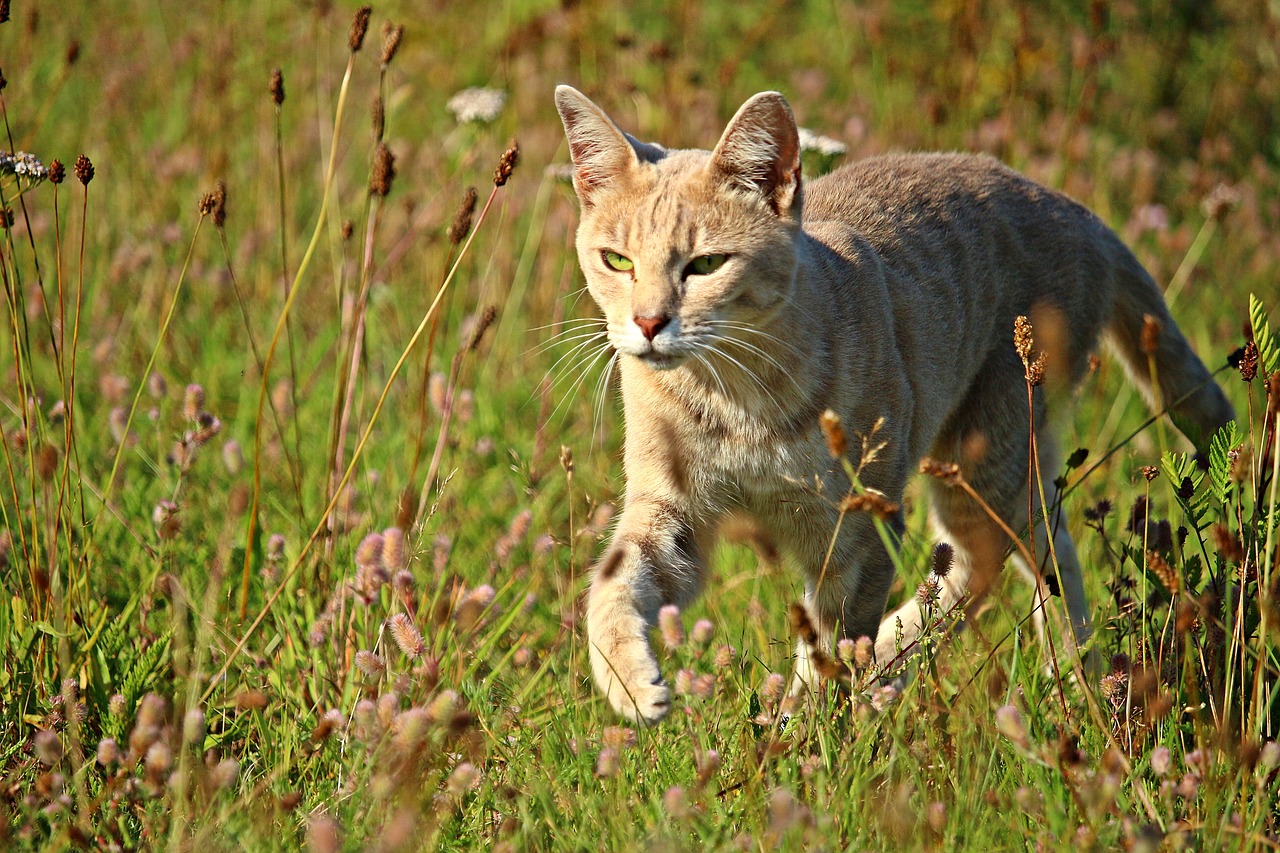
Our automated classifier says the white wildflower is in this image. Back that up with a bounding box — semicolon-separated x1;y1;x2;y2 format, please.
798;128;847;158
447;87;507;124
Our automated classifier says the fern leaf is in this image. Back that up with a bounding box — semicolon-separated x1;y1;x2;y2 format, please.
1250;293;1278;376
1208;421;1240;505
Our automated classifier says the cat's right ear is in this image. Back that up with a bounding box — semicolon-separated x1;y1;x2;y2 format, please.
555;85;651;208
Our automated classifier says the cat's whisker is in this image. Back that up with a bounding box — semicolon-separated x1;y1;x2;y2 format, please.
549;341;615;426
706;320;806;359
529;327;609;359
688;347;730;401
527;316;606;334
590;351;620;450
544;330;610;370
549;338;614;393
701;341;791;420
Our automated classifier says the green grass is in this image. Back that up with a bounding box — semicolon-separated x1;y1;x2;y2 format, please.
1;0;1278;849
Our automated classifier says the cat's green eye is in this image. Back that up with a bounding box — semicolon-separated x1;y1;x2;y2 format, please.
686;254;728;277
602;250;634;272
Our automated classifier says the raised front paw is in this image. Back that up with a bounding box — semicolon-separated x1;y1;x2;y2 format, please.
589;631;671;724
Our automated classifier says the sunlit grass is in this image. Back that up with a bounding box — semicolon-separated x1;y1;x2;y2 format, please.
0;1;1277;849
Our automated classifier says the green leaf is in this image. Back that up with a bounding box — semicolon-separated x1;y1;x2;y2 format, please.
1250;293;1278;376
1208;421;1240;505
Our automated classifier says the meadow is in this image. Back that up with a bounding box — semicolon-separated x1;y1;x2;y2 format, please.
1;0;1278;849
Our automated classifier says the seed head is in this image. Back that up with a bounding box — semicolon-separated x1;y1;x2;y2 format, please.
448;187;478;245
931;541;954;578
1201;183;1240;221
691;618;714;646
96;738;120;766
380;22;404;66
341;219;354;241
48;159;65;184
493;139;519;187
74;154;93;185
371;95;384;141
386;613;425;658
1013;315;1034;362
34;730;62;765
920;457;962;485
381;526;407;572
819;409;847;458
1140;314;1162;356
211;180;227;227
468;305;498;352
1150;746;1171;776
713;644;735;667
183;708;206;744
355;650;386;679
348;6;372;52
760;672;786;708
658;604;684;649
1239;341;1258;382
916;576;940;608
183;384;205;420
446;762;480;797
1141;465;1159;482
839;491;901;520
995;704;1028;748
370;142;396;197
269;68;285;106
836;637;856;665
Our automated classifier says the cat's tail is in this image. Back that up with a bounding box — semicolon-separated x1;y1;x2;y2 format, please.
1105;249;1235;455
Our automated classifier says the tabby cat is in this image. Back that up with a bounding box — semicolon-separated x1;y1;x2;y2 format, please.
554;85;1234;723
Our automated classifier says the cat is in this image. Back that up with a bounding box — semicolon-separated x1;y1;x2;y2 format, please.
553;84;1235;724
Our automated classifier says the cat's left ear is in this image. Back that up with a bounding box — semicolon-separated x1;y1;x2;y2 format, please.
709;92;802;219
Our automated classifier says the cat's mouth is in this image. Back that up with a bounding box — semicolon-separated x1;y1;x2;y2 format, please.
634;349;683;371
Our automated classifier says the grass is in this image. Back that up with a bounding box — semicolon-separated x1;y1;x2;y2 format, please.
1;0;1278;849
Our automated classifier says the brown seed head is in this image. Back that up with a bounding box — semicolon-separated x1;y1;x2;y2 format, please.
370;143;396;197
212;180;227;227
1141;465;1159;482
920;457;962;485
1147;550;1180;593
1013;315;1034;363
1025;352;1046;386
468;305;498;352
380;22;404;66
48;159;65;184
199;192;216;216
560;444;574;476
931;541;954;578
448;187;478;245
269;68;285;106
1239;341;1258;382
371;95;385;141
493;139;520;187
838;491;901;520
341;219;354;241
183;384;205;421
348;6;372;52
74;154;93;185
1140;314;1161;356
820;409;847;458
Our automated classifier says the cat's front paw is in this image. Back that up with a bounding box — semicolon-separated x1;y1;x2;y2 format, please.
588;629;670;724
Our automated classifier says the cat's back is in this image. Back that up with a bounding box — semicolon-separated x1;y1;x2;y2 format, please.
803;151;1107;258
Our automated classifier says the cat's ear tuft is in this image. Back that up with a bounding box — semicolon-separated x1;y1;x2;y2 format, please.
555;85;651;208
709;92;802;218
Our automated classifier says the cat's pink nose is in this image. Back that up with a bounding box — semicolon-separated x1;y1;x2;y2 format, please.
634;314;670;341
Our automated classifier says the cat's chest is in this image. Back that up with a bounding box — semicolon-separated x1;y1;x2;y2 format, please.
681;422;834;510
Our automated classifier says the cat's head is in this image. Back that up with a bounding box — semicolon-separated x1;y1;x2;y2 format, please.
555;86;802;372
